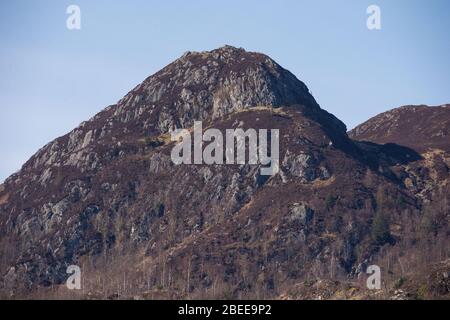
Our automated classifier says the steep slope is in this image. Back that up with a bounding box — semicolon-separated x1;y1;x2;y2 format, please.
0;47;448;299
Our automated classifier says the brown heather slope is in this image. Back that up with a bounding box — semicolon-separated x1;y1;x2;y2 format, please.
349;105;450;153
0;47;449;299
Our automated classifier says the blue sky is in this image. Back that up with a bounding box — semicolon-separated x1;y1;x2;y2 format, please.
0;0;449;182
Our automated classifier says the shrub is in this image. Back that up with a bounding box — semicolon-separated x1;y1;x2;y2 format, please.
325;194;337;210
420;207;438;236
394;277;406;289
371;210;391;245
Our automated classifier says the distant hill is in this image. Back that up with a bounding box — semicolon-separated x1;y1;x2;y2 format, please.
349;105;450;153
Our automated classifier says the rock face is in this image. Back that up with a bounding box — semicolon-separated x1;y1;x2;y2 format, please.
289;203;314;225
0;46;449;299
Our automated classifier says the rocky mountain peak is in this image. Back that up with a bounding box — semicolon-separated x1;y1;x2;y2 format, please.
110;45;319;134
180;45;248;60
4;46;348;191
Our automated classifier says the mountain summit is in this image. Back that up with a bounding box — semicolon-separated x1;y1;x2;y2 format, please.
91;45;344;141
126;45;319;126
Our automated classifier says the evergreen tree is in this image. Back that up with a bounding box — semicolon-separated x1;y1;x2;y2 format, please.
371;210;391;245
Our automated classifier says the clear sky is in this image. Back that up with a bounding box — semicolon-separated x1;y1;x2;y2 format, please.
0;0;449;182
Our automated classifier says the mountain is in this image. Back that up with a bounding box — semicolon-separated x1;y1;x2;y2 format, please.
0;46;449;299
350;105;450;201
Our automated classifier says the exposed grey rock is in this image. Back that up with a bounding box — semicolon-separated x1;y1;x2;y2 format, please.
289;203;314;225
282;150;317;181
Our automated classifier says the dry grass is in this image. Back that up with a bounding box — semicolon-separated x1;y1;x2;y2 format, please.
231;105;291;117
312;175;336;188
138;133;172;147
